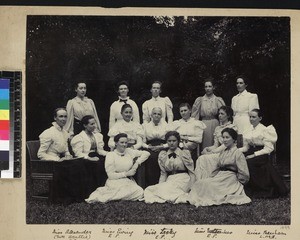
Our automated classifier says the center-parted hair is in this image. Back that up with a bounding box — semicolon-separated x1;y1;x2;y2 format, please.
114;133;128;143
165;131;181;142
53;107;66;118
221;128;238;141
81;115;95;126
250;108;262;118
121;103;133;114
218;106;234;122
179;102;192;110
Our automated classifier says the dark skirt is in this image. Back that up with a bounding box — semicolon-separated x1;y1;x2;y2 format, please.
52;155;107;204
244;146;288;198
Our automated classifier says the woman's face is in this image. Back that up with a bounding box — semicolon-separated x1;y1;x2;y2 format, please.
118;84;129;98
204;81;214;95
222;131;235;148
150;83;161;98
76;83;87;98
54;110;67;127
151;108;162;123
167;135;179;151
84;118;96;132
249;111;261;127
121;107;133;122
179;106;191;120
218;109;229;123
116;137;128;152
236;78;247;93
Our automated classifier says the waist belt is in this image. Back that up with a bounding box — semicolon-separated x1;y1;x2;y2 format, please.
166;170;188;175
201;116;217;120
219;167;237;173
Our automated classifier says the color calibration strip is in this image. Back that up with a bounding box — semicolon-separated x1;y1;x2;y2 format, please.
0;78;10;172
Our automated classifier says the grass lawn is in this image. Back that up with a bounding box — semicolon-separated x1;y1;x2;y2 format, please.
26;184;290;225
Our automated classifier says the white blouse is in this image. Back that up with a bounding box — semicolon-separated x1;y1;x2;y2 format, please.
109;97;140;129
168;118;206;150
65;96;101;134
38;122;70;161
108;119;144;150
70;131;107;158
231;90;259;116
142;96;173;123
240;123;277;157
105;149;150;180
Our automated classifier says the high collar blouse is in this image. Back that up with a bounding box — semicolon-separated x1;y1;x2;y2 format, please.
142;96;173;123
240;123;277;156
142;120;168;141
231;90;259;115
38;122;70;161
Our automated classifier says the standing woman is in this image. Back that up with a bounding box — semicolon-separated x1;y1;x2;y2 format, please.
231;77;259;134
85;133;150;203
142;107;169;187
108;104;144;151
168;103;206;160
65;82;101;136
239;109;288;198
191;79;225;150
71;115;108;195
188;128;251;207
144;131;195;204
109;81;140;129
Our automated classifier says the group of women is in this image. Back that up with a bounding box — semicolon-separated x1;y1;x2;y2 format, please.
37;78;288;206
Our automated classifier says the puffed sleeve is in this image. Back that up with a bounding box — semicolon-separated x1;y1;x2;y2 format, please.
95;133;108;156
181;150;196;188
105;152;127;180
248;93;259;112
235;149;250;184
131;100;141;124
108;122;121;149
187;120;207;143
158;150;168;183
216;97;226;108
90;99;101;132
142;101;150;123
254;125;277;156
65;99;74;135
133;123;144;150
231;95;237;114
128;148;150;165
166;120;180;132
70;134;87;158
109;102;116;130
38;130;59;161
164;97;174;123
191;97;202;120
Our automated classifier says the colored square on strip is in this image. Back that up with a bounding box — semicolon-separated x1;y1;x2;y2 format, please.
0;151;9;161
0;79;9;89
0;120;9;130
0;89;9;99
0;130;9;140
0;110;9;120
0;100;9;109
0;140;9;151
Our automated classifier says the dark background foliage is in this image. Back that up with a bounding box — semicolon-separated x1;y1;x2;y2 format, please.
26;16;290;164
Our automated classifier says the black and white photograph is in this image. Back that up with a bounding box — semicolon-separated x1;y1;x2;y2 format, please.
25;14;291;225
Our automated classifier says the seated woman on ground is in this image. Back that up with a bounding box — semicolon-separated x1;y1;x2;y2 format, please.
85;133;150;203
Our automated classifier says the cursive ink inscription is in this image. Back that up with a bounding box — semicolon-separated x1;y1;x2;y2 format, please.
246;229;288;239
102;227;134;238
194;227;233;238
52;229;92;239
143;228;177;239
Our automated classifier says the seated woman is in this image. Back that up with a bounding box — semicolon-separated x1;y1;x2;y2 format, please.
144;131;195;204
37;108;86;204
71;115;108;195
239;109;288;198
195;106;237;179
38;108;72;161
108;103;144;151
85;133;150;203
188;128;251;207
142;107;168;187
168;103;206;161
